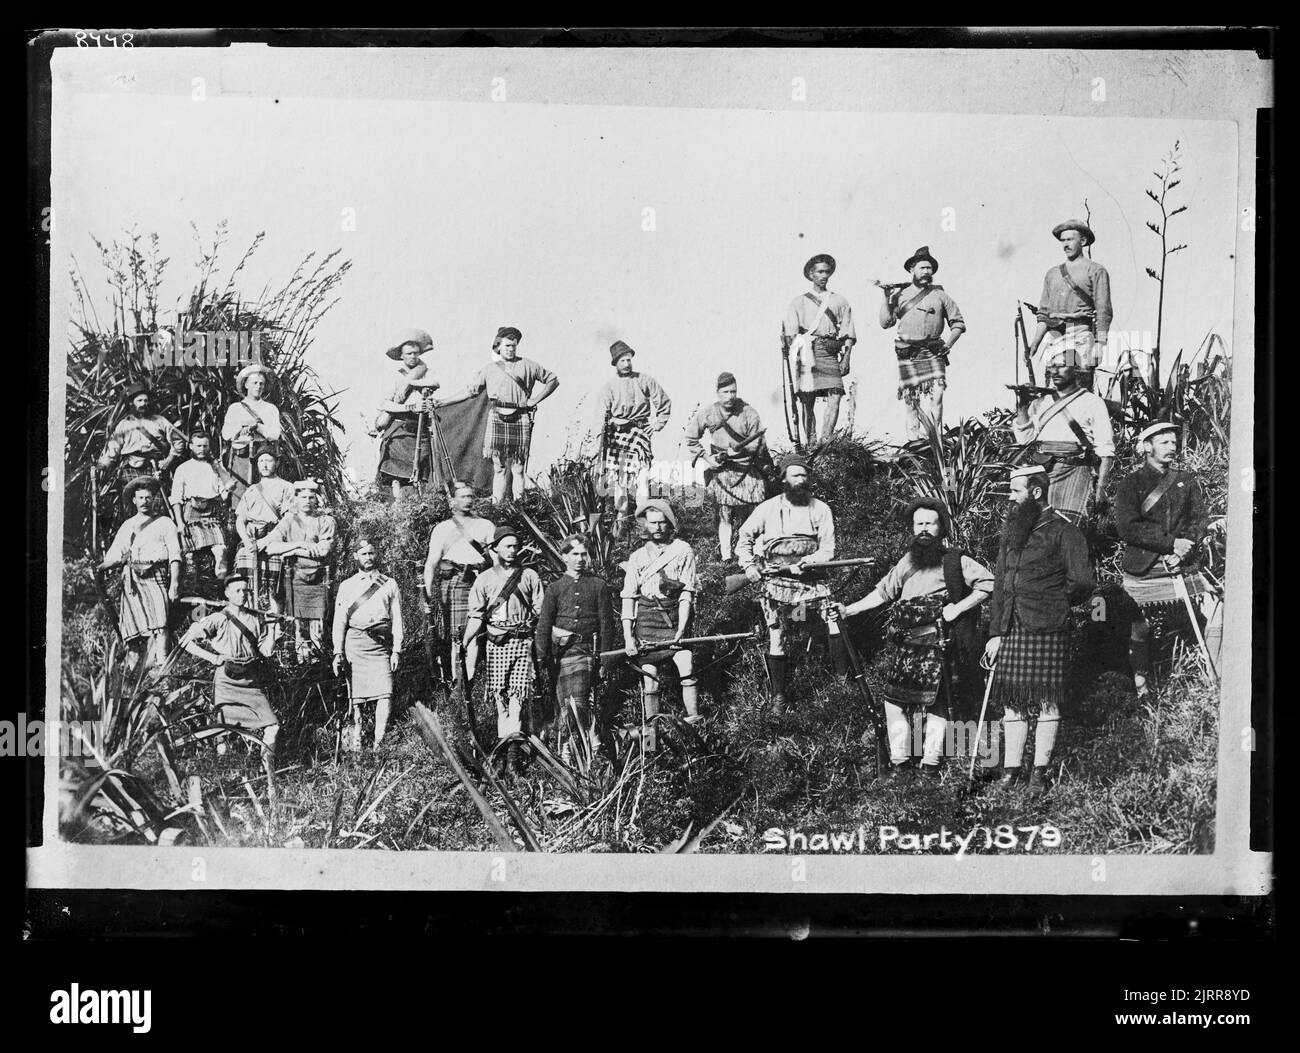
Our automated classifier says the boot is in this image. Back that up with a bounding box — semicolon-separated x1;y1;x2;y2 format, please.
1027;766;1052;797
507;742;526;777
917;761;941;783
884;760;913;784
766;654;789;715
996;766;1022;790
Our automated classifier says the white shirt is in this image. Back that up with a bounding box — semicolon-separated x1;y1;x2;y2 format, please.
332;571;404;653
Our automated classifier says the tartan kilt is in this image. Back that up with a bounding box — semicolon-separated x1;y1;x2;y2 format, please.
485;634;535;699
633;604;684;660
234;543;284;609
808;336;845;394
988;626;1069;715
602;426;652;489
284;560;329;620
486;410;533;465
184;518;229;551
439;575;474;639
1123;567;1211;639
556;651;596;708
118;563;170;641
706;464;766;507
896;347;948;402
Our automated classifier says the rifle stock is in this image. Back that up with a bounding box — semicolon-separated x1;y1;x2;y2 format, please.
723;557;876;596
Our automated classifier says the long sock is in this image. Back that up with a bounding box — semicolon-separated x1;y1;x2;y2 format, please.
883;701;910;763
1034;715;1060;767
643;691;660;750
1129;637;1151;679
374;697;390;745
680;678;699;717
1002;712;1028;769
766;654;788;697
923;713;947;766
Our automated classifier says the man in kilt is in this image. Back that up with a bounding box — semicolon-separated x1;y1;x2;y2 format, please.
423;481;496;687
984;466;1093;796
97;380;186;524
1011;343;1115;525
832;498;993;781
684;371;770;562
736;453;843;714
332;539;405;751
463;526;545;776
783;253;856;446
181;574;280;778
877;246;965;443
262;479;337;662
621;500;701;747
233;443;294;615
1027;219;1113;391
1114;421;1212;698
535;535;618;758
591;340;672;535
436;327;559;503
169;432;237;576
99;476;183;669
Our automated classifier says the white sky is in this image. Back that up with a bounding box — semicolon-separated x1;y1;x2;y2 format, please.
51;49;1241;481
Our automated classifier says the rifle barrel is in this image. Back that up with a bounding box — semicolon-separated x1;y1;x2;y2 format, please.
599;629;757;661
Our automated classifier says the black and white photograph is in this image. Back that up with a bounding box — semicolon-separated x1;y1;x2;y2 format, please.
31;36;1270;903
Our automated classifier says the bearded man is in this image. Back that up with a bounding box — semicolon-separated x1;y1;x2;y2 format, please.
735;453;841;714
983;466;1093;797
833;498;993;781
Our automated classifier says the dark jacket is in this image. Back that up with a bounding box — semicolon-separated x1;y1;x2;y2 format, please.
989;508;1093;635
535;573;616;662
1113;464;1208;575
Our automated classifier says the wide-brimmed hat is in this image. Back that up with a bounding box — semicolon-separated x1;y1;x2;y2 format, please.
121;379;151;401
386;328;434;361
492;525;521;548
634;498;678;530
122;475;161;503
903;245;939;273
235;362;272;392
1137;421;1179;444
610;340;636;365
1010;465;1050;482
803;253;836;279
1052;219;1096;246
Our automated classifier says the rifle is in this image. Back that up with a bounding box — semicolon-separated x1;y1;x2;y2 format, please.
1016;302;1037;387
779;329;800;447
598;627;761;661
723;557;876;597
873;280;911;294
86;550;126;650
837;623;888;777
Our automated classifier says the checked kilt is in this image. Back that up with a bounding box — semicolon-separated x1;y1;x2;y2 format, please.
486;409;534;466
234;526;284;611
602;423;653;491
1123;565;1212;640
895;341;948;403
484;633;535;738
988;625;1069;715
118;563;170;641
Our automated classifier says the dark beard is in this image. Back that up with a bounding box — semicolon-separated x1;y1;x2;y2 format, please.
784;482;813;506
908;534;945;569
1001;497;1042;552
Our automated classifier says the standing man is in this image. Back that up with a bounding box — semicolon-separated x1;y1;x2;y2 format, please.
170;432;238;576
878;246;966;443
983;466;1093;797
97;380;186;522
181;574;280;779
535;535;618;757
735;453;842;714
832;498;993;781
222;363;283;504
233;443;295;613
684;371;770;562
463;526;545;775
332;539;405;751
783;253;856;446
262;479;337;661
99;476;183;668
1012;344;1115;524
1028;220;1113;391
621;500;701;745
423;481;496;688
591;341;672;535
1114;422;1211;698
435;327;559;503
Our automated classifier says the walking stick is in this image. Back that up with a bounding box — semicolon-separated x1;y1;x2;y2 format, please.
1174;571;1218;683
968;661;997;783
